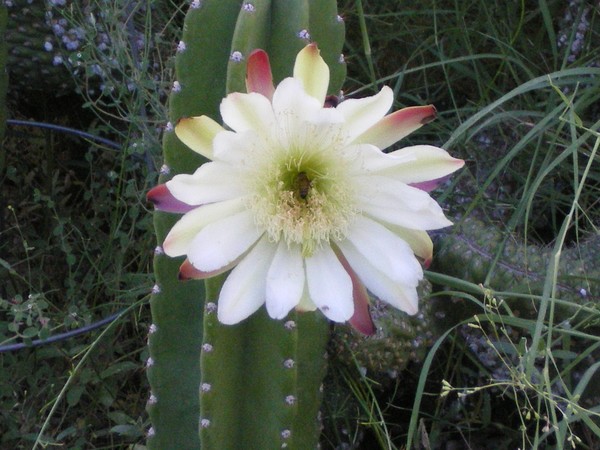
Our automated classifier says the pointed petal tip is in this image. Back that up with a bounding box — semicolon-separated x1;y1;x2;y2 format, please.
355;104;439;149
248;48;268;59
406;305;419;316
349;309;376;335
305;41;319;52
334;247;375;335
294;43;329;104
246;49;275;99
420;105;437;124
178;259;206;280
174;115;222;159
147;184;195;213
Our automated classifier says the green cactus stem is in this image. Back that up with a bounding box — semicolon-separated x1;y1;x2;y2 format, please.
146;1;241;448
225;0;272;94
431;216;600;322
147;0;346;448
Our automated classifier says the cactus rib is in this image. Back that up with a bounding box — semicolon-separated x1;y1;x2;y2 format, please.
146;1;242;449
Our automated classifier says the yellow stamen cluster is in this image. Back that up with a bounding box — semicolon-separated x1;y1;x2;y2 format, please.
250;153;355;257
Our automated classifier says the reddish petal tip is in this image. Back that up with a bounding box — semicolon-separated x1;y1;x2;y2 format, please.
246;49;275;98
420;105;437;124
147;184;195;213
349;307;376;336
179;259;205;281
335;248;375;335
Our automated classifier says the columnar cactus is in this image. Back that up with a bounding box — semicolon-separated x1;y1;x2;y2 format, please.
432;217;600;321
147;1;345;448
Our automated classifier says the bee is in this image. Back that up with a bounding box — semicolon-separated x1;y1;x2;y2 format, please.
296;171;312;200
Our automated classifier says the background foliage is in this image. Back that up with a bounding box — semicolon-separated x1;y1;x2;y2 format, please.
1;0;598;448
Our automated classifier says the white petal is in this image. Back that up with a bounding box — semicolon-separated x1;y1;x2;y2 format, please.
220;91;276;134
382;224;433;263
166;162;246;205
336;87;393;142
188;209;263;272
270;78;348;152
375;145;465;183
272;78;324;122
305;245;354;322
347;143;415;174
338;240;419;315
346;216;422;286
217;237;276;325
265;242;305;319
356;176;453;230
212;129;263;165
163;198;246;257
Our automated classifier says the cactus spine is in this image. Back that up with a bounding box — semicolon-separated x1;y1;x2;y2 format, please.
148;0;346;448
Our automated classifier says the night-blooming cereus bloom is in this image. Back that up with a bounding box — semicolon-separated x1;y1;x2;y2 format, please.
148;43;464;334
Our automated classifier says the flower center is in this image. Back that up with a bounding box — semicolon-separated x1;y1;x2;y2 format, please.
249;141;356;257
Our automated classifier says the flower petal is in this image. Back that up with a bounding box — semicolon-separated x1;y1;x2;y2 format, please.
166;162;246;205
375;145;465;184
188;209;263;272
338;240;419;315
345;216;422;287
220;91;276;134
293;43;329;105
347;143;416;174
409;177;449;192
295;289;317;312
335;248;375;335
356;175;453;230
272;77;325;124
271;78;337;150
246;49;275;99
353;105;437;149
217;236;276;325
147;184;195;213
163;198;246;257
179;257;237;280
336;86;393;142
305;245;354;322
212;129;262;164
265;241;305;319
175;116;224;160
381;224;433;267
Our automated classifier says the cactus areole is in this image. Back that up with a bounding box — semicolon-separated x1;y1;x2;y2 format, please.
148;44;464;334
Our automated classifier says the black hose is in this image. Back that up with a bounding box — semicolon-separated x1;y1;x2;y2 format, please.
0;310;126;353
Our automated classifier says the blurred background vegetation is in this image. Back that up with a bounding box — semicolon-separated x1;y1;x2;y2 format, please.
1;0;598;448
